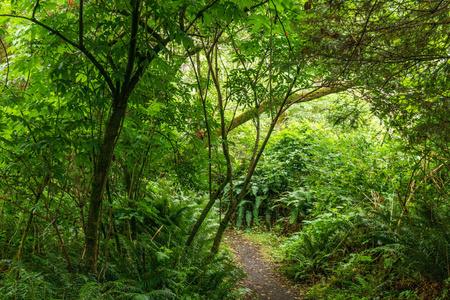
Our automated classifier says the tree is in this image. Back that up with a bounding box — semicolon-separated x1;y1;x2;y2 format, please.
1;0;320;272
1;0;448;277
0;0;229;272
291;0;450;158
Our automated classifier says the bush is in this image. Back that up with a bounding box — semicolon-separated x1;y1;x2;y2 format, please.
281;211;357;281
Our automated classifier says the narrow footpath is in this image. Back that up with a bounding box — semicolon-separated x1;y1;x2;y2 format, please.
224;232;302;300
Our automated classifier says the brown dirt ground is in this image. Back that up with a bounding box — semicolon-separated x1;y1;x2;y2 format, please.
224;231;303;300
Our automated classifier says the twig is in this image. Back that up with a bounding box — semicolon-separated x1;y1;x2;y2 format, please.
152;225;163;241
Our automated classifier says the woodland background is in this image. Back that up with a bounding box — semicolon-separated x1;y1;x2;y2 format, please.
0;0;449;299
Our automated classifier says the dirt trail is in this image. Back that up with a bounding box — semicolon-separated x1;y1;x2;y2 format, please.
225;232;302;300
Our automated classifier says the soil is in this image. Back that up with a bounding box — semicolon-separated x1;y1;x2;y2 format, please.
224;231;303;300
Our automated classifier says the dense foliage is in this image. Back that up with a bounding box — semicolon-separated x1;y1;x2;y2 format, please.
233;101;450;299
0;0;449;299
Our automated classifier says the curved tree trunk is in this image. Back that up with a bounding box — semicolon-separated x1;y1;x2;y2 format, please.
226;82;354;133
210;68;302;257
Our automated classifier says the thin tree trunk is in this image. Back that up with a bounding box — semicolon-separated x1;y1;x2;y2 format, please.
15;174;50;261
105;180;122;256
210;67;301;257
52;220;74;273
41;194;75;273
186;180;230;246
123;163;137;240
186;40;234;247
85;101;127;272
85;0;142;272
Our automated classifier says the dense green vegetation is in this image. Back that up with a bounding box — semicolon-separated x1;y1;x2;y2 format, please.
0;0;449;299
240;101;450;299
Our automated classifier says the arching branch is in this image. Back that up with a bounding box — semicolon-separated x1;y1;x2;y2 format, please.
227;81;355;133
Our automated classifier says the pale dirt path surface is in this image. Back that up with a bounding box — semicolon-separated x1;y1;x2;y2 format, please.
224;232;302;300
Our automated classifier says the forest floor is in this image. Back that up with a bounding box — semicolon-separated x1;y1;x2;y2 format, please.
224;231;303;300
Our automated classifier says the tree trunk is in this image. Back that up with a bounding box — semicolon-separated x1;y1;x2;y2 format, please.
186;179;229;247
84;0;141;272
186;43;233;247
85;98;127;272
210;68;302;257
15;174;50;261
123;163;137;240
226;82;354;133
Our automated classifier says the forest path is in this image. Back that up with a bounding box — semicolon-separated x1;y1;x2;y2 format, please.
224;231;303;300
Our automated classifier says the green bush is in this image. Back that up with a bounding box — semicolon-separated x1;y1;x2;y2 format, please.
0;179;246;299
281;211;357;281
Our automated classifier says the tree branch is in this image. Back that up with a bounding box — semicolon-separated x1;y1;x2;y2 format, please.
186;0;219;32
227;81;355;133
79;0;84;47
32;0;40;20
0;14;116;94
123;0;141;89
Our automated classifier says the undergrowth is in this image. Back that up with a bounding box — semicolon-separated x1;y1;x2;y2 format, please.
0;179;246;299
229;118;450;299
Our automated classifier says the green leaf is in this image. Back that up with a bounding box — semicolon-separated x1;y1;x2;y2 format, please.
289;207;299;224
359;255;373;263
253;196;262;224
246;210;252;229
251;185;258;196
